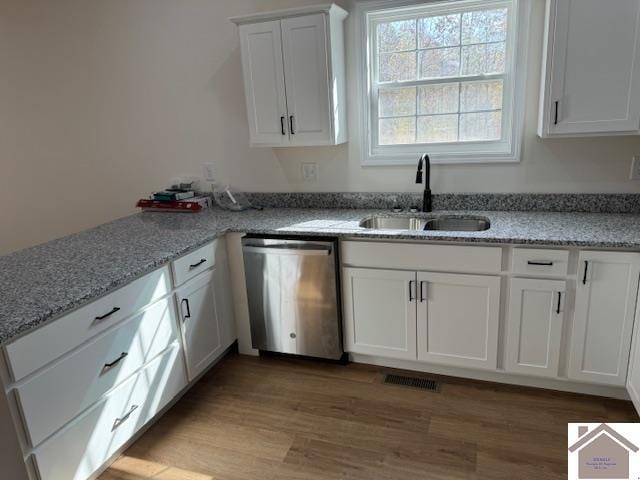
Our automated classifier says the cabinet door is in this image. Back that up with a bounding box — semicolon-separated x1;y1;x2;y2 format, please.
175;269;222;380
342;268;417;360
417;272;500;370
626;293;640;415
281;14;332;145
542;0;640;136
238;20;289;146
505;278;566;378
569;252;640;386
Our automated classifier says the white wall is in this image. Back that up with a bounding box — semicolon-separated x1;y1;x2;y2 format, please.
1;0;639;255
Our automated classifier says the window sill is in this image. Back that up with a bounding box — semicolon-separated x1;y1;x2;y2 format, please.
362;150;521;166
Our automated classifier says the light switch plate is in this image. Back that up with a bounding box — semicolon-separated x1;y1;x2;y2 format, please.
630;156;640;180
302;163;318;183
203;162;215;182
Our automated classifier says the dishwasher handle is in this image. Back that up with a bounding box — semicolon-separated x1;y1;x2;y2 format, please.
243;245;331;256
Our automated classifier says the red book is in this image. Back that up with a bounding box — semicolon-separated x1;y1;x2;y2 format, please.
136;199;203;213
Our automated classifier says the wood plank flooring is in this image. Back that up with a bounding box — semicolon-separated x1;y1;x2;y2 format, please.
100;353;637;480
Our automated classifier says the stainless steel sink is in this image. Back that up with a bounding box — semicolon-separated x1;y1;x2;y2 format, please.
359;215;490;232
358;216;427;230
424;217;490;231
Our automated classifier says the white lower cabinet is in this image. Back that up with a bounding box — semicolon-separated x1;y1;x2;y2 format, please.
343;267;501;369
175;269;223;381
15;297;179;447
417;272;501;370
33;344;187;480
505;278;566;378
342;268;417;360
214;238;238;350
626;292;640;413
0;238;238;480
569;251;640;386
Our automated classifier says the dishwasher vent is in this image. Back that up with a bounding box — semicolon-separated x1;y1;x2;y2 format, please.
383;373;439;392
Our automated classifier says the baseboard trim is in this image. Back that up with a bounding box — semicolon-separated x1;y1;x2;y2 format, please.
349;353;630;400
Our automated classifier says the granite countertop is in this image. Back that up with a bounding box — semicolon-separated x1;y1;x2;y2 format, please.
2;207;640;346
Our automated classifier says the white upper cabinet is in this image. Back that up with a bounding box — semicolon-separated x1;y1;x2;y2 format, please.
281;14;331;145
237;20;289;146
538;0;640;137
232;4;348;147
569;251;640;386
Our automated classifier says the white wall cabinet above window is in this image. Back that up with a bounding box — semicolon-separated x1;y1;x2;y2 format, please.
357;0;530;165
538;0;640;137
231;4;348;147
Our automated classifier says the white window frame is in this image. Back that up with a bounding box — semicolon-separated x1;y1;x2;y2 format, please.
356;0;531;165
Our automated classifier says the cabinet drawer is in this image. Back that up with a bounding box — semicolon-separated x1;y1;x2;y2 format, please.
341;241;502;273
5;266;171;382
15;297;179;447
512;248;569;277
171;241;216;287
33;344;187;480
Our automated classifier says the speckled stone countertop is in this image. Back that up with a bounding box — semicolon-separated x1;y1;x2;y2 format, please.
2;207;640;346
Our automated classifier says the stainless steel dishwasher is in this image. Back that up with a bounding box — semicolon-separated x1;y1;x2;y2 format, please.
242;236;344;361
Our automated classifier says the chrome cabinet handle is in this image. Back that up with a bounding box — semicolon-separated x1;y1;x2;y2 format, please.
101;352;128;374
409;280;415;302
95;307;120;321
280;116;286;135
556;292;562;315
419;281;427;302
181;298;191;321
112;404;139;431
528;261;553;266
582;261;589;284
289;115;295;135
189;258;206;269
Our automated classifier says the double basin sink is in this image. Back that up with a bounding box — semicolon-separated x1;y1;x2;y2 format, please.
359;215;490;232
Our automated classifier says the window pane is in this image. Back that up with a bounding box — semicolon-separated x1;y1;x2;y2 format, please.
418;83;459;115
379;87;417;117
418;14;460;48
461;8;508;45
378;20;416;53
460;80;503;112
461;42;505;75
460;111;502;141
417;115;458;143
379;117;416;144
419;47;460;79
379;52;417;82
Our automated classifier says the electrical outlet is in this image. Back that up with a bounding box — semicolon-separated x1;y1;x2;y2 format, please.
302;163;318;183
630;156;640;180
203;162;215;182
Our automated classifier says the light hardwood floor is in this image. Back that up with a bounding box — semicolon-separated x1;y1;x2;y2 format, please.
101;352;637;480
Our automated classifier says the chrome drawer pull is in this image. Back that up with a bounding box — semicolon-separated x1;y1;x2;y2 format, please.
112;404;139;431
189;258;207;269
95;307;121;321
101;352;128;374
